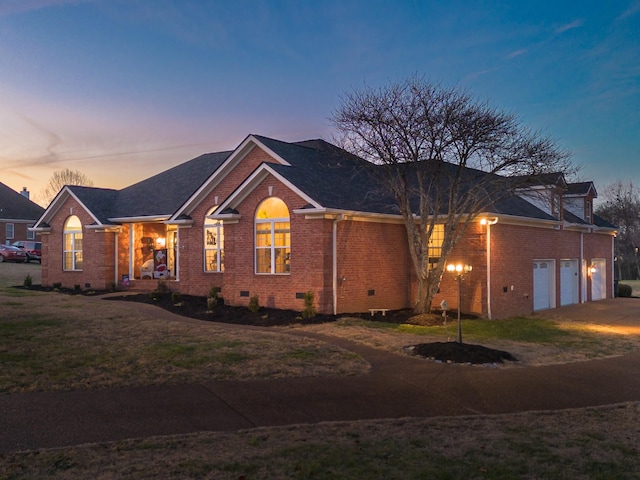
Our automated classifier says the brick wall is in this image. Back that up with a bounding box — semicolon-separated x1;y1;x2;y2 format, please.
219;174;332;313
335;219;411;313
41;197;116;290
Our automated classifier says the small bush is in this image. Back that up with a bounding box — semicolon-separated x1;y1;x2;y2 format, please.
248;294;260;313
207;297;217;311
106;282;117;293
208;286;221;308
150;290;162;301
74;284;81;292
171;292;181;304
53;282;62;290
302;290;317;319
618;283;633;297
156;279;169;293
23;274;33;288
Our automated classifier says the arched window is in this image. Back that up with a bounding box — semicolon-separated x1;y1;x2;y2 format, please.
63;215;83;271
204;206;224;272
255;197;290;274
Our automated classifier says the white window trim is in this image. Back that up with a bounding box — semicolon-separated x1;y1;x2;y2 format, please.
255;217;290;275
204;220;224;272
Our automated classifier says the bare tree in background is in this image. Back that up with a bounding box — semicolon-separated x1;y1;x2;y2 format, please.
596;181;640;280
39;168;93;206
331;76;572;314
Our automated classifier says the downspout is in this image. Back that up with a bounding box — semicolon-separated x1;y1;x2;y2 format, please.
486;222;492;320
612;235;616;298
114;231;118;286
332;214;346;315
580;232;584;303
484;218;498;320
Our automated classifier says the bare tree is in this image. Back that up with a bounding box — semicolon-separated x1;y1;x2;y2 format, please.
596;181;640;280
39;168;94;206
331;76;571;314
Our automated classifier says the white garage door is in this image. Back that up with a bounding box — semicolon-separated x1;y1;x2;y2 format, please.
533;260;554;311
560;260;579;306
591;258;606;301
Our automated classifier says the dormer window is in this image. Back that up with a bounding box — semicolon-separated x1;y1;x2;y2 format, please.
586;201;592;223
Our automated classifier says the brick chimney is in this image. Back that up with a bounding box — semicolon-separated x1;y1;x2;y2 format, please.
21;187;30;199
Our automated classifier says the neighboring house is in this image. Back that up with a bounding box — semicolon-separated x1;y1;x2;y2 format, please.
33;135;617;318
0;183;44;245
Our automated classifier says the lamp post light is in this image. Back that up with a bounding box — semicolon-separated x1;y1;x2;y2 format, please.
446;262;472;344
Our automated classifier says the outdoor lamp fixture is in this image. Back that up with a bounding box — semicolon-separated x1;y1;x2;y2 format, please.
446;262;472;344
589;264;597;275
156;237;166;247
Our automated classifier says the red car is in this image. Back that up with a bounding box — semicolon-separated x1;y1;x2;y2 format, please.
0;244;28;263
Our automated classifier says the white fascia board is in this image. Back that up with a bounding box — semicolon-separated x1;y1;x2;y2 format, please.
216;163;321;213
108;215;171;223
85;224;121;232
0;218;33;223
209;213;241;224
165;218;194;226
170;135;291;221
495;215;560;228
293;207;405;224
33;186;102;228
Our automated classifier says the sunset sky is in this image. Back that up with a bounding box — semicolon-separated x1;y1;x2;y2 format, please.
1;0;638;206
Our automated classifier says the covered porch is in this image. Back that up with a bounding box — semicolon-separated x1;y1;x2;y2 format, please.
116;220;178;287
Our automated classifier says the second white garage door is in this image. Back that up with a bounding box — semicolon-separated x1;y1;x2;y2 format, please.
533;260;555;311
560;259;579;306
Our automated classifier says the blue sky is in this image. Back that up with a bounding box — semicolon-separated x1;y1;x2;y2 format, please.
1;0;638;205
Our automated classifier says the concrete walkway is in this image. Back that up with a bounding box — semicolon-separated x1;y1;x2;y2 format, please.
1;298;640;454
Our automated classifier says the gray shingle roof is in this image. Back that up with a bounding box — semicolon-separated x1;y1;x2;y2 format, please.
566;182;596;196
55;135;600;227
68;151;231;223
0;182;45;220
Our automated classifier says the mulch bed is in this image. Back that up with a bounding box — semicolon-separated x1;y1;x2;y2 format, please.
19;285;518;364
408;342;518;364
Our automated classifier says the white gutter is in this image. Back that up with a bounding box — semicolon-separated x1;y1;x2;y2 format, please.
483;217;498;319
109;215;171;223
332;214;346;315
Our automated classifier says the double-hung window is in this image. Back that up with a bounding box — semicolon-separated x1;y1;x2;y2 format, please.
255;198;290;274
5;223;14;240
428;224;444;266
63;215;83;271
204;207;224;272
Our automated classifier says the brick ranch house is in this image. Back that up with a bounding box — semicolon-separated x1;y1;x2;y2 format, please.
32;134;616;319
0;182;44;245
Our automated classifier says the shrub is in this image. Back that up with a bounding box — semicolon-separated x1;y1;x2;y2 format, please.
618;283;633;297
53;282;62;290
150;290;162;301
207;297;217;311
23;274;32;288
302;290;317;319
248;294;260;313
208;286;221;308
171;292;181;304
156;279;169;293
106;282;117;293
74;284;81;292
